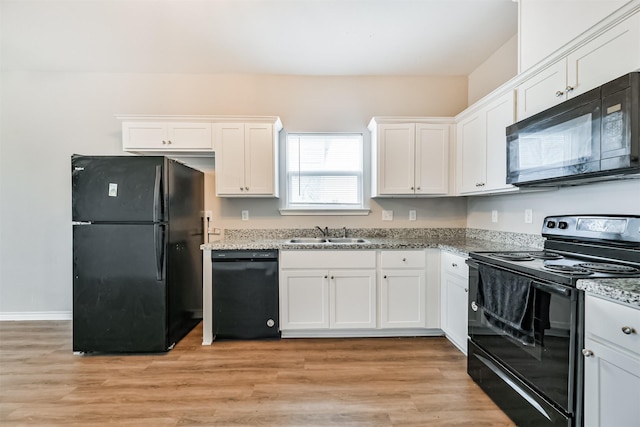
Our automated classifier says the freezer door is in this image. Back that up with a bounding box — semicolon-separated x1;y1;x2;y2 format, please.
72;155;166;222
73;223;168;353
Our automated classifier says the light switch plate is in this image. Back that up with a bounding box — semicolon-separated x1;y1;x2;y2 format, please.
382;210;393;221
491;210;498;223
241;210;249;221
409;210;417;221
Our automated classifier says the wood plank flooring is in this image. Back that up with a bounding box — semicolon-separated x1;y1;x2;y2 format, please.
1;321;514;426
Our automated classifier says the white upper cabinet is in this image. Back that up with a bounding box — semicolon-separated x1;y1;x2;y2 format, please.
214;118;282;197
121;120;213;153
456;90;517;195
370;118;452;197
517;10;640;120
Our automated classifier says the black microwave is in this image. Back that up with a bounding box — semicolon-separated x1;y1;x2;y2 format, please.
506;71;639;186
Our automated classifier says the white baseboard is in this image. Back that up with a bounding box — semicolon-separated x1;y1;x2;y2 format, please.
0;311;73;321
281;328;444;339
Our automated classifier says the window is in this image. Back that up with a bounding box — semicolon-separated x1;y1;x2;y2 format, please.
284;133;365;212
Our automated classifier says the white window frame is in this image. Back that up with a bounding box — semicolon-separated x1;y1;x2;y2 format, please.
279;132;370;216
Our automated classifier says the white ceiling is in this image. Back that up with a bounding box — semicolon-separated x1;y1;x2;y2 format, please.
1;0;518;76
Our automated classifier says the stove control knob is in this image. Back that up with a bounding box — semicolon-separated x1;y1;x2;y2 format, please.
546;221;556;228
471;301;478;312
558;221;569;230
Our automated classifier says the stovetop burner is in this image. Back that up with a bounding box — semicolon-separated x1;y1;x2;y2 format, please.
576;262;640;274
542;264;594;276
489;251;564;262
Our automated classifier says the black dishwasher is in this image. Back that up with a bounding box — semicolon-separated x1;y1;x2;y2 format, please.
211;250;280;340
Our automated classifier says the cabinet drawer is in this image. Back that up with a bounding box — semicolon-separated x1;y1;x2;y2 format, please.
586;295;640;355
380;250;425;269
441;251;469;277
280;250;376;269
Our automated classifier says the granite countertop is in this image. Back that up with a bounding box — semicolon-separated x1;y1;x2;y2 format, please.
577;278;640;308
201;234;541;257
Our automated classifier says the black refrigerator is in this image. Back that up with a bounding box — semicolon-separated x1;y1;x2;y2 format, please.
72;155;204;353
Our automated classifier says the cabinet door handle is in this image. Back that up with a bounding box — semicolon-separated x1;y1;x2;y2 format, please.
555;90;564;97
621;326;636;335
582;349;594;357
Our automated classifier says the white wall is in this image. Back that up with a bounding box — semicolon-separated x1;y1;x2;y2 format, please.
467;180;640;234
467;35;518;105
0;71;468;316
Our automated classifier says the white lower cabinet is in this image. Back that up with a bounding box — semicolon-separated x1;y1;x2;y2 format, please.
440;251;469;354
583;295;640;427
279;251;376;331
379;250;426;328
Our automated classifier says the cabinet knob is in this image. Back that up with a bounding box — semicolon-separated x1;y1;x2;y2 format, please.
168;140;172;144
555;90;564;97
245;187;249;191
621;326;636;335
565;85;574;93
162;140;167;144
464;288;468;293
402;258;406;262
452;263;457;267
410;186;414;190
324;275;328;279
582;349;594;357
330;276;334;280
240;187;244;191
383;275;387;279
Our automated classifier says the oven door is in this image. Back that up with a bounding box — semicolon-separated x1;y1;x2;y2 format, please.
467;260;583;424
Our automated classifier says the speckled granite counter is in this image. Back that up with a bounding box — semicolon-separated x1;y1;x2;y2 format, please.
577;278;640;308
201;227;544;256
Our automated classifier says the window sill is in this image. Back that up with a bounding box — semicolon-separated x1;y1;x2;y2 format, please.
279;208;371;216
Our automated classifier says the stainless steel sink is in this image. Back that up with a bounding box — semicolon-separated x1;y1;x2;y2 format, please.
326;238;370;244
285;237;370;244
286;237;328;244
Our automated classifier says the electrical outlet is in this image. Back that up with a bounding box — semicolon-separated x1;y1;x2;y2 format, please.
205;210;212;220
409;210;417;221
382;210;393;221
491;210;498;223
525;209;533;224
241;210;249;221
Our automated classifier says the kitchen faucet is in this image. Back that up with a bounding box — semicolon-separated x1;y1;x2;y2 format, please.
315;226;329;237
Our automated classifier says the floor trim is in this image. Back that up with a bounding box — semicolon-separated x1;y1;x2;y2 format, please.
0;311;73;321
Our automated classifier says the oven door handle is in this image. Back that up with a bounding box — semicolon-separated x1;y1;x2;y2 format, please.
531;280;571;297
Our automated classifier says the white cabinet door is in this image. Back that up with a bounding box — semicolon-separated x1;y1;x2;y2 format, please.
279;270;329;330
441;271;468;354
122;122;168;149
167;122;213;150
457;113;486;194
440;252;469;354
376;123;416;195
244;123;275;196
380;269;426;328
583;294;640;427
214;123;246;196
568;12;640;99
516;61;567;120
484;91;516;192
330;270;376;329
415;124;450;195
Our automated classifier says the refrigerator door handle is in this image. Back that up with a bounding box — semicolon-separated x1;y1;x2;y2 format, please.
153;165;162;222
154;224;165;281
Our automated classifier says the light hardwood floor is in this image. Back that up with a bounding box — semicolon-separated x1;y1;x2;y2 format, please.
1;321;514;426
